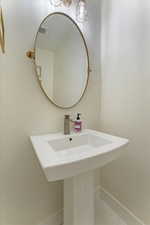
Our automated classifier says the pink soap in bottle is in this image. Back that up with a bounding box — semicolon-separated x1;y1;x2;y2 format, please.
74;113;82;132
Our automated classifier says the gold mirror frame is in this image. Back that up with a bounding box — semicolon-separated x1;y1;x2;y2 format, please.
27;12;91;109
0;7;5;53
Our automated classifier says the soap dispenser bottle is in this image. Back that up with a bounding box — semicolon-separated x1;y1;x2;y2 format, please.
74;113;82;132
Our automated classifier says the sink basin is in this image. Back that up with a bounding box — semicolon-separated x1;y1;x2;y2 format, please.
30;129;128;181
49;133;112;151
30;129;128;225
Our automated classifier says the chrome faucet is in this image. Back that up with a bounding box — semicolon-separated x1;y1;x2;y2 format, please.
64;115;71;135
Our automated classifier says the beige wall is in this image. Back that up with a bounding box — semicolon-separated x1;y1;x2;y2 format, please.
100;0;150;224
0;0;100;225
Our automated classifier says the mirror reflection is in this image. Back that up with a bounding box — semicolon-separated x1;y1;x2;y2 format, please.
35;13;89;108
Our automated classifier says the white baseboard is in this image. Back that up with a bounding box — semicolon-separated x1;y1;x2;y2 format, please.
38;209;63;225
99;186;146;225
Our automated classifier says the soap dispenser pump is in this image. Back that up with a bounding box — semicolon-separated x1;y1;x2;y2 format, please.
74;113;82;132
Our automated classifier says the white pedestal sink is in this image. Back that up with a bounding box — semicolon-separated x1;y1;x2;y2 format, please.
30;129;128;225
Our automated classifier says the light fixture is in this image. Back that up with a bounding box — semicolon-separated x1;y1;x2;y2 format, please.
0;0;5;53
49;0;88;22
76;0;87;23
49;0;72;7
63;0;72;7
49;0;63;7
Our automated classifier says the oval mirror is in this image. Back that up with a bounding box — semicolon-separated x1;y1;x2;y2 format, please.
35;13;89;108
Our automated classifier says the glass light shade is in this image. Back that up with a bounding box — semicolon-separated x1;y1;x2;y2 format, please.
49;0;62;7
76;0;87;23
63;0;72;7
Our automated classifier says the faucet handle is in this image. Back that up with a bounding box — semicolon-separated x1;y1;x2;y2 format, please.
65;114;75;123
64;114;70;119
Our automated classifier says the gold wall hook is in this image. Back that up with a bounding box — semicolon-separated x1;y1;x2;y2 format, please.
26;50;35;60
0;7;5;53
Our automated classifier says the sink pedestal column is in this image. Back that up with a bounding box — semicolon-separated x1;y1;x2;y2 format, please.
64;171;95;225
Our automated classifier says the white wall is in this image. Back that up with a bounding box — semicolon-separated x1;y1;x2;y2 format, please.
0;0;100;225
100;0;150;224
